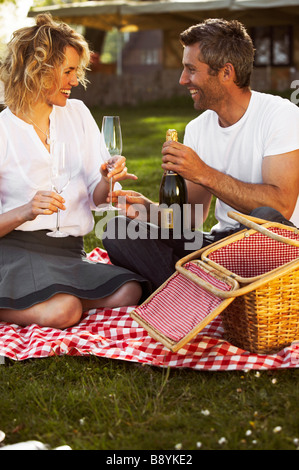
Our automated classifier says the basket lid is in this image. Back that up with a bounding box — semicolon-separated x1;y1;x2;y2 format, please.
201;224;299;283
131;261;238;352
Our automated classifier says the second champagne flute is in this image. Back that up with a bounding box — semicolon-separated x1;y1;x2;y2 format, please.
98;115;123;212
47;141;70;238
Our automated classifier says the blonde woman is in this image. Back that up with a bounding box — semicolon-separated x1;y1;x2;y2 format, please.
0;14;149;328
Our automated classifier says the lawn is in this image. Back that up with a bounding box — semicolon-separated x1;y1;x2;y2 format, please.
0;96;298;452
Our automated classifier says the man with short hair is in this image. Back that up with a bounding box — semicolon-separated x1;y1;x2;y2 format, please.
103;18;299;291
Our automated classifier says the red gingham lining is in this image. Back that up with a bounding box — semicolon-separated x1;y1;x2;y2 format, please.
0;248;298;370
207;227;299;278
134;262;232;342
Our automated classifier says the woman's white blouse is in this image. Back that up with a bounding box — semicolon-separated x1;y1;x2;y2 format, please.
0;99;110;236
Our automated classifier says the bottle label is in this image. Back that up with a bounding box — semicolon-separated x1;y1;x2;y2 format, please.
161;208;174;229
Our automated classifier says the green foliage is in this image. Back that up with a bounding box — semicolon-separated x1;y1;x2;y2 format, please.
100;29;119;64
33;0;87;6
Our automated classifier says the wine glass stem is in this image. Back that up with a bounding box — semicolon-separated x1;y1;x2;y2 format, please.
109;178;113;206
56;208;60;232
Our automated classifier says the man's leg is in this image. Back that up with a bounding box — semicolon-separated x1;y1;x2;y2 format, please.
249;206;296;227
102;216;204;291
103;209;292;292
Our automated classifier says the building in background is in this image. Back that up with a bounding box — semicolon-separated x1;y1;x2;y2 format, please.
26;0;299;106
121;30;163;75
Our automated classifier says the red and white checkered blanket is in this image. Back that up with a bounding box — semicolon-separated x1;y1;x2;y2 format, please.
0;248;298;370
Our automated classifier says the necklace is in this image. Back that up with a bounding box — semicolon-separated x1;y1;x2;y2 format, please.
25;115;51;145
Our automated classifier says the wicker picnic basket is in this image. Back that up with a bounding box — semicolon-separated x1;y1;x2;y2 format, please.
176;212;299;354
131;212;299;354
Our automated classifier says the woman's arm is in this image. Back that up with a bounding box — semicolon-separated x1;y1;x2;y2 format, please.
0;191;65;238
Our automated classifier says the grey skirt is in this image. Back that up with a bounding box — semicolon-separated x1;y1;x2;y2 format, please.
0;230;151;310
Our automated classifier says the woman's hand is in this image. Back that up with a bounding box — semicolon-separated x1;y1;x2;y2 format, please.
100;156;138;184
0;190;66;238
23;190;66;221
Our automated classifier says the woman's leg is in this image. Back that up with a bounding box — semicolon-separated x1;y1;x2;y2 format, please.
0;293;83;329
0;281;142;328
81;280;142;311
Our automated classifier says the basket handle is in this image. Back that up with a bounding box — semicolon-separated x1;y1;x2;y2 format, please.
228;211;299;247
175;260;238;299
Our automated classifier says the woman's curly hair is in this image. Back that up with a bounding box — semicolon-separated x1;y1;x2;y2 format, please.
0;13;91;114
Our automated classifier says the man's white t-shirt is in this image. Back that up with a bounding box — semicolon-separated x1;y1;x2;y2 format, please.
0;99;110;236
183;91;299;231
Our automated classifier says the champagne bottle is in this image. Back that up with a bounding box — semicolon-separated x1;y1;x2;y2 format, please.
159;129;187;234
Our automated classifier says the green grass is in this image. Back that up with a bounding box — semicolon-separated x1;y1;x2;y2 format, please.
1;357;298;450
1;96;298;451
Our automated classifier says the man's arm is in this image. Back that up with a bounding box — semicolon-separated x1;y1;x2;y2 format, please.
185;180;212;228
162;141;299;220
199;150;299;219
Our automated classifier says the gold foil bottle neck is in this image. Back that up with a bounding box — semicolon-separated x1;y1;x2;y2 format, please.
165;129;178;174
166;129;178;142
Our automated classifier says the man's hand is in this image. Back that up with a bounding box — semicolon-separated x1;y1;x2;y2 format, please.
109;189;154;221
161;140;206;184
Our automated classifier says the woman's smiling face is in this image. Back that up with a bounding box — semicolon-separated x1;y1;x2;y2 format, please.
46;46;80;107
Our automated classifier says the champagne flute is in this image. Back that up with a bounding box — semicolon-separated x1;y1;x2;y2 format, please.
98;115;123;212
47;141;70;238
